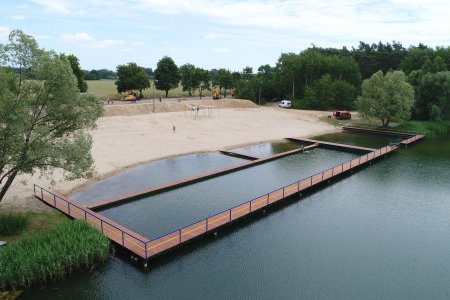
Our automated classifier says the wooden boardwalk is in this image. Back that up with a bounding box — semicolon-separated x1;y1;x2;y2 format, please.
219;150;260;160
34;130;424;263
287;137;376;153
34;185;150;259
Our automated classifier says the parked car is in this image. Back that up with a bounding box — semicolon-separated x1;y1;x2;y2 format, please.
278;100;292;108
332;111;351;120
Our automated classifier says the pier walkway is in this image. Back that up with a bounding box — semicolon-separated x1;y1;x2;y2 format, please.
34;130;424;263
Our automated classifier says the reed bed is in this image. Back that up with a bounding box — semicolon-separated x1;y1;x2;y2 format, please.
0;214;27;236
0;220;110;290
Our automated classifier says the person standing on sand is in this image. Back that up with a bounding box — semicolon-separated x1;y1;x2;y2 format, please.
173;125;176;133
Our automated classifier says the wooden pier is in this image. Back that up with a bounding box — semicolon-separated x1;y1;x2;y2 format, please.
219;150;260;160
287;137;376;153
34;130;424;263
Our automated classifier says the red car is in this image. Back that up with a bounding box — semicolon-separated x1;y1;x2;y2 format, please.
333;111;351;120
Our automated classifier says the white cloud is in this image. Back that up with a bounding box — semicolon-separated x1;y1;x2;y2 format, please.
213;47;231;53
11;15;26;20
133;41;145;46
60;32;123;48
0;26;9;37
61;32;95;43
204;34;216;39
120;48;132;52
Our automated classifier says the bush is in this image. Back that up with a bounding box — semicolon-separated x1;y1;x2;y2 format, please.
0;220;110;290
396;120;450;136
0;214;27;236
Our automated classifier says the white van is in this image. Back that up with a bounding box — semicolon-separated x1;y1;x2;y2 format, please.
278;100;291;108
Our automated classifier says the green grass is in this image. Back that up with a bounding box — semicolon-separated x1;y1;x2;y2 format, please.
87;80;194;100
396;120;450;136
0;220;110;290
0;211;68;244
0;214;27;236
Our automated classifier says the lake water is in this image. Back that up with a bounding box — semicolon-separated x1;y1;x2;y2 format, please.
23;133;450;299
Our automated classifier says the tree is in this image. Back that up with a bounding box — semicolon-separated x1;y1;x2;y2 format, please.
0;30;103;202
216;69;233;97
179;63;197;96
154;56;179;97
61;54;87;92
356;70;414;127
115;62;150;98
194;68;211;98
415;72;450;120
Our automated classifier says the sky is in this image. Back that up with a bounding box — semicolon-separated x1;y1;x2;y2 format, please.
1;0;449;72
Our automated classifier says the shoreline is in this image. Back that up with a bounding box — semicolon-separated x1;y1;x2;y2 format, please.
1;106;336;213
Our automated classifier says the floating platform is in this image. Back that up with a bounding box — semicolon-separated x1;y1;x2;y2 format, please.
34;130;424;263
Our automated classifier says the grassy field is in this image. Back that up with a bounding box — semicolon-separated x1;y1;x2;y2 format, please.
87;80;201;100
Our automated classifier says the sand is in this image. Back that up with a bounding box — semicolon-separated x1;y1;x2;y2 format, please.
0;100;337;213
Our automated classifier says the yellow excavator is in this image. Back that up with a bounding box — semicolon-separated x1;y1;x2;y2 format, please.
213;87;221;99
124;90;138;101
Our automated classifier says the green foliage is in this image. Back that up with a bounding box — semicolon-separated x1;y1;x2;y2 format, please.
352;41;407;79
357;70;414;127
179;63;196;96
0;214;27;236
155;56;180;97
415;72;450;120
396;120;450;136
0;220;109;290
61;54;87;92
115;62;150;97
216;69;233;96
298;74;356;110
0;30;104;202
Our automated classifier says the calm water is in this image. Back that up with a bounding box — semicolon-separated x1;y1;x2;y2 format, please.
99;149;356;239
230;140;300;158
72;153;245;205
23;134;450;299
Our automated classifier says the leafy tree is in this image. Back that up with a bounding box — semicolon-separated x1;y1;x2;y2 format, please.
61;54;87;92
356;70;414;126
0;30;103;202
115;62;150;98
154;56;179;97
415;72;450;120
179;63;197;96
194;68;211;98
216;69;233;97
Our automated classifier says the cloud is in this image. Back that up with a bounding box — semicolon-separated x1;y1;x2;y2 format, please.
213;47;231;53
11;15;26;20
120;48;132;52
0;26;9;37
61;32;95;43
204;34;216;39
60;32;123;48
133;41;145;46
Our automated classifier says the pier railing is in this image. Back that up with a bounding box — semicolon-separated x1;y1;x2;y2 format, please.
35;144;399;260
144;145;395;257
33;185;150;259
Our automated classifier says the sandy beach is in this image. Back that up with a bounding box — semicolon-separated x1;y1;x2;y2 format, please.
0;100;337;212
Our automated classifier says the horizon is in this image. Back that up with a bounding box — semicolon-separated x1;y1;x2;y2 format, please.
1;0;449;72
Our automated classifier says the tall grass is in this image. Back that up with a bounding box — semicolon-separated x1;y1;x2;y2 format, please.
0;220;110;290
0;214;27;236
396;120;450;136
